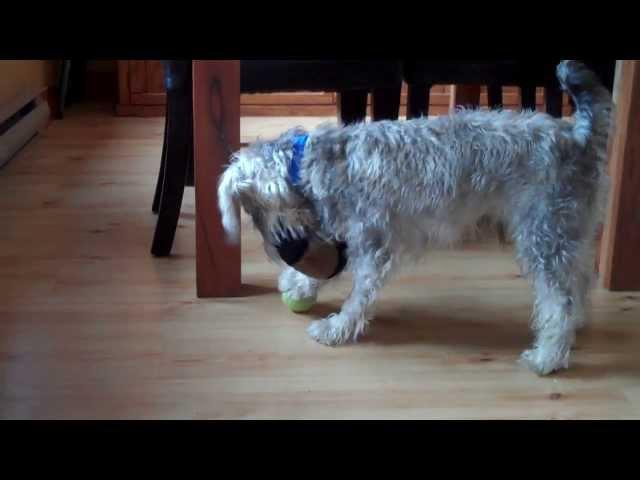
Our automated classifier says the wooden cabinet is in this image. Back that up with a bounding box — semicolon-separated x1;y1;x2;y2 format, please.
116;60;342;117
117;61;166;116
116;60;566;117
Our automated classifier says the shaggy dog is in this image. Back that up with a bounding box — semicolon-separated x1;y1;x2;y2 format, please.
218;60;612;375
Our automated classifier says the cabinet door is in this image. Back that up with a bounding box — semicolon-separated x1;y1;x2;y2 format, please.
129;61;166;105
119;60;335;114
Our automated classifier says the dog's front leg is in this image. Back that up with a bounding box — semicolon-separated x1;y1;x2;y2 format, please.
308;245;393;346
278;266;325;303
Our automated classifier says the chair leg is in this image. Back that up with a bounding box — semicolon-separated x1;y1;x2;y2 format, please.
151;92;191;257
67;59;88;104
545;83;563;118
371;85;402;121
152;108;169;214
337;89;368;125
520;84;537;111
185;141;195;187
406;83;430;119
487;84;503;109
57;60;72;119
488;84;507;244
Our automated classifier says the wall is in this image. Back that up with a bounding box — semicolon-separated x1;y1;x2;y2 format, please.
0;60;59;107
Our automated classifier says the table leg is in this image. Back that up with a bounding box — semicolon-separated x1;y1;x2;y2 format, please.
600;60;640;291
192;60;241;298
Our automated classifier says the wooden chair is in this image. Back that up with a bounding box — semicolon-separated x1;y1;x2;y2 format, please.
403;60;616;118
154;60;617;259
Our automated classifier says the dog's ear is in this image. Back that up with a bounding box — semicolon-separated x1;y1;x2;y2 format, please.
217;163;246;244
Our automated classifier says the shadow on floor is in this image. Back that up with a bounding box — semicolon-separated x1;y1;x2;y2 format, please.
306;300;640;379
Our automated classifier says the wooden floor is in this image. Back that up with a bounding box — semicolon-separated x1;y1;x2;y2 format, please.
1;104;639;419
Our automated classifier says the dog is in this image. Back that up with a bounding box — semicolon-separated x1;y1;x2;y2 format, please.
218;60;612;376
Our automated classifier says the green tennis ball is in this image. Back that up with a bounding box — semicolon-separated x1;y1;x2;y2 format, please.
282;292;316;313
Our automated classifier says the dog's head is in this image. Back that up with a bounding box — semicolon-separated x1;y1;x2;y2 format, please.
217;127;317;248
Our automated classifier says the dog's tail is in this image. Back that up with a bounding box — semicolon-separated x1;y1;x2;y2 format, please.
556;60;612;152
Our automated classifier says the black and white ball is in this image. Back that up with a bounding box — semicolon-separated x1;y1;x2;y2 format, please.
274;232;347;280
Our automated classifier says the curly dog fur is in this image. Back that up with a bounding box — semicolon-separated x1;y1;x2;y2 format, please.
218;60;612;376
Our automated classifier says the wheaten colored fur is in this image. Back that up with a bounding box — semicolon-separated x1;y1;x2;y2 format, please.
218;61;612;376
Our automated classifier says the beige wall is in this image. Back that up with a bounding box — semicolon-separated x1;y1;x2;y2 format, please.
0;60;59;107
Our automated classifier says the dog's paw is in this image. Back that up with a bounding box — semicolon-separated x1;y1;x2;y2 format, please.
278;267;319;300
278;268;298;293
519;347;570;376
307;314;351;346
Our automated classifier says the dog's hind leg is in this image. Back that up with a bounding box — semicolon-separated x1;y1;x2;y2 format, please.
520;272;580;375
514;210;594;375
573;264;594;331
308;234;394;346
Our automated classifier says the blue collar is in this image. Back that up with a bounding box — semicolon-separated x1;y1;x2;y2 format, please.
288;134;309;186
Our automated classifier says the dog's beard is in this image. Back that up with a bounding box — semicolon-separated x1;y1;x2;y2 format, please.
260;208;317;243
254;212;308;268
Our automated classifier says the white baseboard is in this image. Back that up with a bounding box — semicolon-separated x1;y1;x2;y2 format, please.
0;90;50;168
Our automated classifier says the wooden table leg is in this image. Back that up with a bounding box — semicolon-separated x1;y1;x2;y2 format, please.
192;60;241;298
599;60;640;291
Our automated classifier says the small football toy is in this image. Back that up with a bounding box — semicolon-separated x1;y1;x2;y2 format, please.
274;231;347;280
